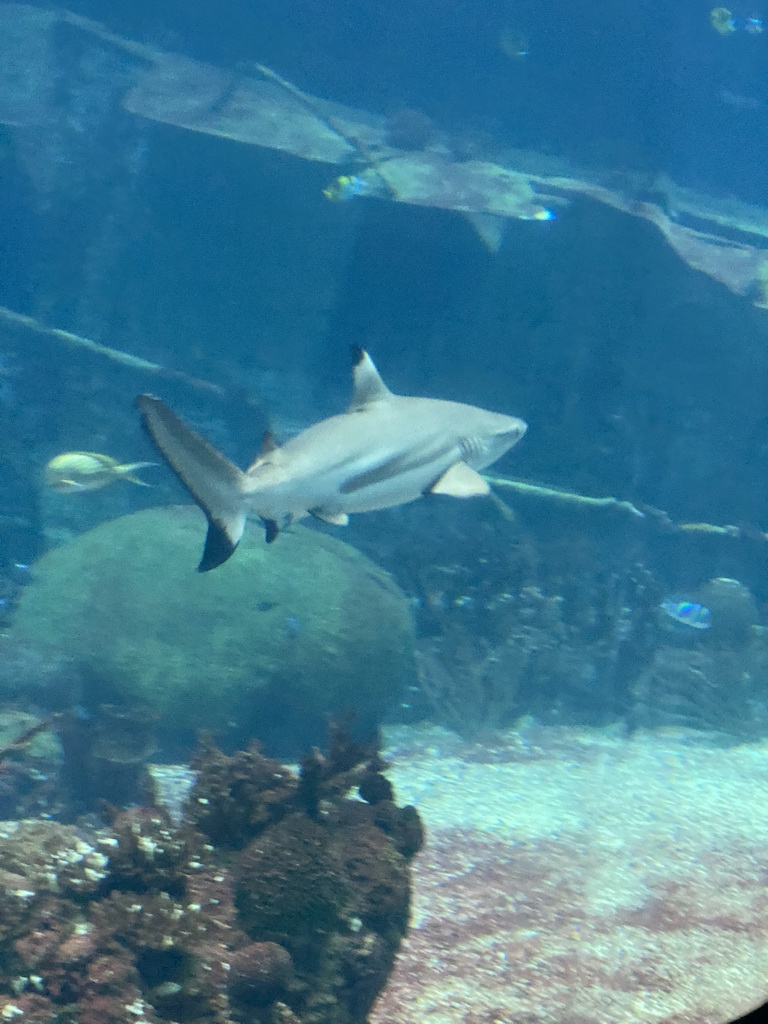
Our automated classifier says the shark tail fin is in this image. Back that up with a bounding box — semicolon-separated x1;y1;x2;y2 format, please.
136;395;247;571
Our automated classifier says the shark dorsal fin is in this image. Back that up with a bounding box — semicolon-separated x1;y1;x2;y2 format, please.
348;348;394;411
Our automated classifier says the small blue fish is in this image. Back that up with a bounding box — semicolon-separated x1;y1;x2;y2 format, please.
660;598;712;630
521;208;556;221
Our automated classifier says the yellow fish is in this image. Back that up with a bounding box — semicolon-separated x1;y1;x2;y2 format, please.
44;452;156;493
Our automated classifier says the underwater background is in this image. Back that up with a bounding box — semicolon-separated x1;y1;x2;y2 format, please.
1;0;768;1022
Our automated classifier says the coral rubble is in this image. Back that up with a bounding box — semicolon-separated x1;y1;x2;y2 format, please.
0;731;422;1024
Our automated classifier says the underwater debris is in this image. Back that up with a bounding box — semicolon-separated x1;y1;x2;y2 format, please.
485;473;768;550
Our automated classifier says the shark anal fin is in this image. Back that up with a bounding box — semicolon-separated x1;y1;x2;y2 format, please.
198;519;240;572
429;462;490;497
310;508;349;526
264;519;280;543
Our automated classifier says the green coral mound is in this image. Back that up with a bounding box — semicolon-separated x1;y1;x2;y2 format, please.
9;507;416;752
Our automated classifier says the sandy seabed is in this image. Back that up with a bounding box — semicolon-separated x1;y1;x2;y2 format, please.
371;724;768;1024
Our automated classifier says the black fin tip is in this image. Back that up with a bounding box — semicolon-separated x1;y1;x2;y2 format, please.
197;519;238;572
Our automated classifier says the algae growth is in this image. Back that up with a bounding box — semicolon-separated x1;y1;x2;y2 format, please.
7;507;416;753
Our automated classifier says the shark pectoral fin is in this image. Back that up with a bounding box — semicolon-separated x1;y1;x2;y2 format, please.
136;394;247;571
310;508;350;526
429;462;491;497
347;348;394;411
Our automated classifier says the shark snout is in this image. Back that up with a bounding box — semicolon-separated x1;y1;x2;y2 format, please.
497;416;527;448
506;417;527;442
485;416;527;464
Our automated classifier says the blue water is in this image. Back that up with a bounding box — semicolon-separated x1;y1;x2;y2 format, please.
1;2;768;1019
0;0;765;705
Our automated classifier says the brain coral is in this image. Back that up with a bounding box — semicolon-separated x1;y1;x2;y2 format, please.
8;507;416;754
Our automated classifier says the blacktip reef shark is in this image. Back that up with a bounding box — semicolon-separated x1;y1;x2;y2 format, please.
136;349;527;571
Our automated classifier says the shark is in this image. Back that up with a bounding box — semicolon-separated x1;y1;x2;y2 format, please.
136;349;527;571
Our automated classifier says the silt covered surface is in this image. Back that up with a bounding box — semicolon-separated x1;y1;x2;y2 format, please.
372;726;768;1024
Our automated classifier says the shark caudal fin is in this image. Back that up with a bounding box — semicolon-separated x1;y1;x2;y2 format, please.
136;395;247;571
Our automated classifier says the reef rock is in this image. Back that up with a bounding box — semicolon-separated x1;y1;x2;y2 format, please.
7;507;416;754
0;730;422;1024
